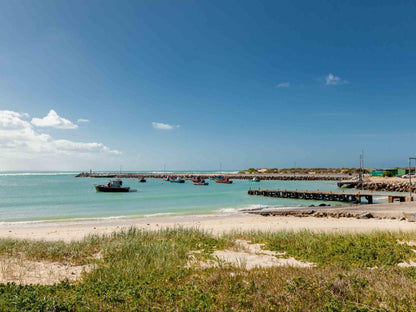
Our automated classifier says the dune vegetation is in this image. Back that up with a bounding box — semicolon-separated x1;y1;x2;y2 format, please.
1;228;416;311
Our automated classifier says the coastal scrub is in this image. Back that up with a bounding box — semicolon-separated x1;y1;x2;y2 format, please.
1;228;416;311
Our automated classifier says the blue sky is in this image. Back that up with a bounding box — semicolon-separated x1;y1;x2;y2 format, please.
1;0;415;171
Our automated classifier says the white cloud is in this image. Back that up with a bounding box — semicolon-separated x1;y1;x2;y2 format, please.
0;111;30;130
325;73;348;86
53;140;121;155
0;110;120;162
276;82;290;88
77;118;90;123
31;110;78;129
152;122;180;130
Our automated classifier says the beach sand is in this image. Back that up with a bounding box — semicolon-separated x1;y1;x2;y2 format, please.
1;201;416;242
2;201;416;285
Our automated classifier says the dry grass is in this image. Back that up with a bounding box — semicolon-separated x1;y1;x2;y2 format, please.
0;255;94;285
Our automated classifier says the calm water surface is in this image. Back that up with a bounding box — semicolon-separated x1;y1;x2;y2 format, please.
0;172;366;222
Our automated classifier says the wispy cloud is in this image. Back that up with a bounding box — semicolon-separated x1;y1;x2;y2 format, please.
152;122;180;130
325;73;348;86
77;118;90;123
31;110;78;129
276;82;290;88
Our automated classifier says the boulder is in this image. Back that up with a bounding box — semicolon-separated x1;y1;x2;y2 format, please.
407;214;416;222
357;212;373;219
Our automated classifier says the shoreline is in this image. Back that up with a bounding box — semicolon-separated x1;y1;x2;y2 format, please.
1;201;416;242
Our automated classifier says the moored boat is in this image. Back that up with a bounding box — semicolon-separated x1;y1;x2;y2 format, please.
193;179;208;185
95;179;130;192
215;177;233;184
252;177;260;182
169;177;185;183
139;177;146;182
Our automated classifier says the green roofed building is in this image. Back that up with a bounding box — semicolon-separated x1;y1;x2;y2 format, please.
370;168;406;177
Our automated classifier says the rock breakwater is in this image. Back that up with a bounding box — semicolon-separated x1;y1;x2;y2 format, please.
76;172;351;181
354;181;415;193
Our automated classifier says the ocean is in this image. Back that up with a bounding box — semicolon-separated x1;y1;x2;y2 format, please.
0;172;363;223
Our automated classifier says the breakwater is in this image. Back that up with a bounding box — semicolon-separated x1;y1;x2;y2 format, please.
353;181;415;193
76;172;352;181
243;208;377;219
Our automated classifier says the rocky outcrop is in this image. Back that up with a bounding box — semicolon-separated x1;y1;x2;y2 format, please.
354;182;415;193
250;209;370;219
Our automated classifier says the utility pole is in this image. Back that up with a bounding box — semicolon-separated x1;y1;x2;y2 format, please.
409;157;416;199
358;151;364;183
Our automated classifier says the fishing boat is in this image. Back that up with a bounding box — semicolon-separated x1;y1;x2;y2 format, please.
252;177;260;182
193;181;209;185
193;179;209;185
215;177;233;184
95;179;130;192
169;177;185;183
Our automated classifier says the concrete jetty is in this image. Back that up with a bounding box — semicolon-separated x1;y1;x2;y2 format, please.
248;188;413;205
337;180;360;188
248;188;376;204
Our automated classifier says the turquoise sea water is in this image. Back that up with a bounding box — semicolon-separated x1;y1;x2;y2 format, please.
0;172;365;223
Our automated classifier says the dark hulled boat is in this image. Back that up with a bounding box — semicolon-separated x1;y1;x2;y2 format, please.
95;179;130;192
193;178;209;185
193;181;209;185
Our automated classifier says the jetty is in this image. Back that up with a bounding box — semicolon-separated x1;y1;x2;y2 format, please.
248;188;410;204
337;180;360;188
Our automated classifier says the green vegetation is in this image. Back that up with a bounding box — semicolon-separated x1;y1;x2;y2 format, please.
246;230;414;267
383;171;395;177
1;228;416;311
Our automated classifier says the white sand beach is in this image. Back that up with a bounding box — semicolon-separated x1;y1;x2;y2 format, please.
2;201;416;285
1;201;416;242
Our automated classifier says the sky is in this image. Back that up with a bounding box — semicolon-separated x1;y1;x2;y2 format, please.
1;0;416;171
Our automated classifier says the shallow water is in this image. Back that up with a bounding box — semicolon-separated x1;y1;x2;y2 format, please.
0;172;361;222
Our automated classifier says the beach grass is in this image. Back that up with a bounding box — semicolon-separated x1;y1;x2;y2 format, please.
1;228;416;311
229;230;416;267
